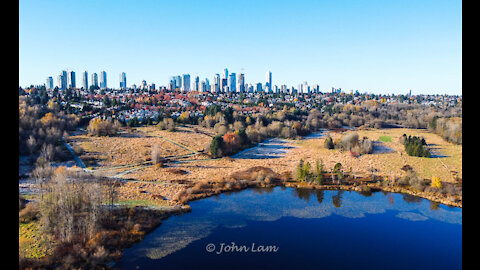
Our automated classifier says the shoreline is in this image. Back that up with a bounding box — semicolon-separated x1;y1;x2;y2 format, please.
22;173;461;269
181;180;462;208
109;178;461;265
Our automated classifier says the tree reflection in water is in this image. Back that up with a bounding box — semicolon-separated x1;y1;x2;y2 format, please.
315;190;324;204
359;189;373;197
332;190;344;208
260;187;275;194
119;187;462;266
387;194;395;205
293;188;313;203
430;201;440;210
402;194;422;204
293;188;325;204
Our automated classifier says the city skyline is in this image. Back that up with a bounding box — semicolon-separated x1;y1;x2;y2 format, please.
39;67;463;96
19;0;462;95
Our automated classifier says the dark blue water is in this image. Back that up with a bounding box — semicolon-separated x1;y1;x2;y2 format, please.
118;187;462;270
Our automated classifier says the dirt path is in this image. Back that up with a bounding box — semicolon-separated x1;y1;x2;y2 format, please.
61;138;88;169
144;133;199;155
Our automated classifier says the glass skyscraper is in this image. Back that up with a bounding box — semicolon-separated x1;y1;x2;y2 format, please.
229;73;236;92
91;73;98;88
46;77;53;89
82;71;88;90
214;74;220;93
68;71;76;89
119;72;127;89
100;71;107;89
194;76;200;91
238;73;245;93
176;75;182;89
182;74;190;91
60;70;68;90
266;71;272;92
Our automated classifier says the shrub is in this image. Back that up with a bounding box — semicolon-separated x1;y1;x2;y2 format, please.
399;134;407;144
336;132;359;151
40;143;55;162
213;123;228;135
302;162;313;182
403;135;431;157
295;159;314;182
210;135;224;158
166;168;188;175
237;128;249;145
19;196;26;211
397;176;410;186
296;159;305;181
333;132;373;155
358;137;373;154
87;118;119;136
431;177;443;188
38;168;104;243
410;177;426;192
324;136;334;149
158;118;176;132
73;145;84;156
333;163;343;183
431;117;462;144
315;160;325;184
19;202;39;223
151;144;164;165
444;183;462;197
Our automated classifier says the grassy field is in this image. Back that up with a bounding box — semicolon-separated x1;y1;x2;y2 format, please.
67;126;462;207
300;128;461;183
19;221;54;259
379;135;392;142
68;125;212;168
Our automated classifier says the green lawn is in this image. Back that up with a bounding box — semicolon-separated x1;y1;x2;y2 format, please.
19;221;54;259
114;199;170;207
379;136;392;142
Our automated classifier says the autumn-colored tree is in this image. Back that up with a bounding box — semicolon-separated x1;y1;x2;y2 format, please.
87;118;119;136
223;132;240;155
178;111;191;123
292;122;302;131
40;112;58;127
431;177;443;188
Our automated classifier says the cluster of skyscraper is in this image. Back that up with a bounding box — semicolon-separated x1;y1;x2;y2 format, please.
168;69;274;94
44;68;327;94
46;70;126;90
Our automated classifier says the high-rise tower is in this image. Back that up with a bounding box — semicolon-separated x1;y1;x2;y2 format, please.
229;73;236;92
119;72;127;89
266;71;272;92
82;71;88;90
100;71;107;89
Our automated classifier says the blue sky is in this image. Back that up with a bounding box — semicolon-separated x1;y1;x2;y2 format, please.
19;0;462;95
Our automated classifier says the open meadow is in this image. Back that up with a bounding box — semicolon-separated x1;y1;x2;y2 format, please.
67;125;462;206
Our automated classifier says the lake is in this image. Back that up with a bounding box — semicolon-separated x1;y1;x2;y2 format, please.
118;187;462;270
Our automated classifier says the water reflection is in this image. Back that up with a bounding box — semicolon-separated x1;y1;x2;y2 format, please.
293;188;313;203
332;190;344;208
387;194;395;205
402;193;423;204
121;187;462;263
430;201;441;210
315;190;324;204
